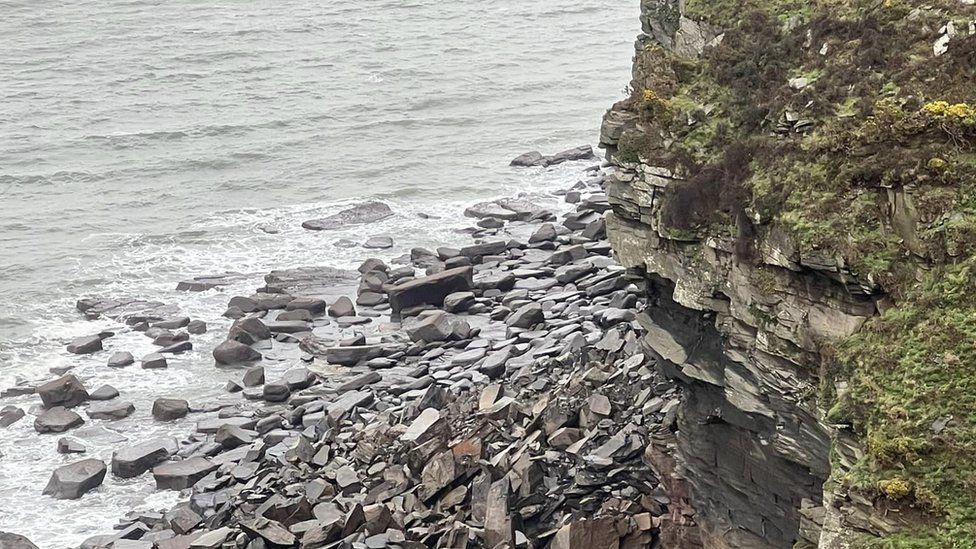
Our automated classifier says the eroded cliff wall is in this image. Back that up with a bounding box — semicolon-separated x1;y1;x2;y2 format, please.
601;1;976;547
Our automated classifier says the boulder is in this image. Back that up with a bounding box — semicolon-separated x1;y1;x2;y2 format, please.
405;312;455;343
0;406;25;428
443;291;475;313
509;151;546;167
285;297;327;315
547;144;595;165
107;352;135;368
88;384;119;401
36;375;89;408
242;366;265;387
302;201;394;231
506;303;545;329
87;401;135;420
152;317;190;329
34;407;84;433
263;384;291;403
0;532;39;549
141;353;168;369
363;236;394;249
228;317;271;344
187;320;208;334
328;296;357;318
153;457;217;490
529;223;557;243
57;437;86;454
42;458;106;499
112;438;178;478
213;340;262;366
387;267;473;314
66;335;102;355
152;398;189;421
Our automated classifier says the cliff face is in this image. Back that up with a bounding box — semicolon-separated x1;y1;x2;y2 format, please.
601;0;976;547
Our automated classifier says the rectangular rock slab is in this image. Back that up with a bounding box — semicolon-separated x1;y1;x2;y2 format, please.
153;457;218;490
386;267;473;315
400;408;443;444
327;390;374;421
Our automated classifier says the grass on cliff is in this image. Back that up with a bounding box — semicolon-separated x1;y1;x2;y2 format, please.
626;0;976;545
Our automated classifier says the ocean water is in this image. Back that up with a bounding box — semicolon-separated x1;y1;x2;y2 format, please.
0;0;637;545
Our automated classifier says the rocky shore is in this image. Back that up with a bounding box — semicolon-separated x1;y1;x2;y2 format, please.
1;153;678;549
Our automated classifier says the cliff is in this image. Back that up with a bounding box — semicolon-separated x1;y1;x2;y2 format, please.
600;1;976;547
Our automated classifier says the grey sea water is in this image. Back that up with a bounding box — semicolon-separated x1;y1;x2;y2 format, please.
0;0;636;545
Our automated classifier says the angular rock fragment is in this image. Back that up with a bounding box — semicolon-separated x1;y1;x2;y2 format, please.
112;438;178;478
152;398;189;421
37;375;89;408
66;335;103;355
153;457;217;490
387;267;473;314
34;407;84;433
212;340;262;366
43;458;106;499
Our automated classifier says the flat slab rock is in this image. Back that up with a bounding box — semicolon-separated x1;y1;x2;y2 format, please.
43;458;106;499
301;201;394;231
153;457;217;490
262;266;358;298
75;297;178;323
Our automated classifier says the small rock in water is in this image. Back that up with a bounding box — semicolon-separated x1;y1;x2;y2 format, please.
212;340;262;366
141;353;168;369
107;351;135;368
66;335;103;355
87;400;135;421
57;437;86;454
302;201;394;231
88;384;119;401
363;236;394;249
187;320;207;334
34;407;84;434
0;406;26;428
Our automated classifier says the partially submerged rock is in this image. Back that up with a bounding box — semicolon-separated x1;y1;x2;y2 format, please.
302;202;394;231
43;459;106;499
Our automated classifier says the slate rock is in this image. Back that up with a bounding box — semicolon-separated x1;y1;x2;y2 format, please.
107;352;135;368
506;303;545;329
43;458;106;499
328;296;357;318
88;384;119;401
113;438;178;478
34;407;84;433
153;458;218;490
387;267;473;314
66;335;103;355
57;437;86;454
0;532;39;549
142;353;168;369
213;340;262;366
37;375;89;408
0;406;25;428
302;201;394;231
152;399;189;421
87;400;135;420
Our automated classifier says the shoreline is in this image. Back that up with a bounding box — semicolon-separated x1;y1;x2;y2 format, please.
0;151;675;549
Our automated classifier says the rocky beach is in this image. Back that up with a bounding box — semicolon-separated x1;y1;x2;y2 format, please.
1;149;681;549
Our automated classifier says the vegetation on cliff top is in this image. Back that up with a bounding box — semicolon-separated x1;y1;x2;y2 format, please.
622;0;976;545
